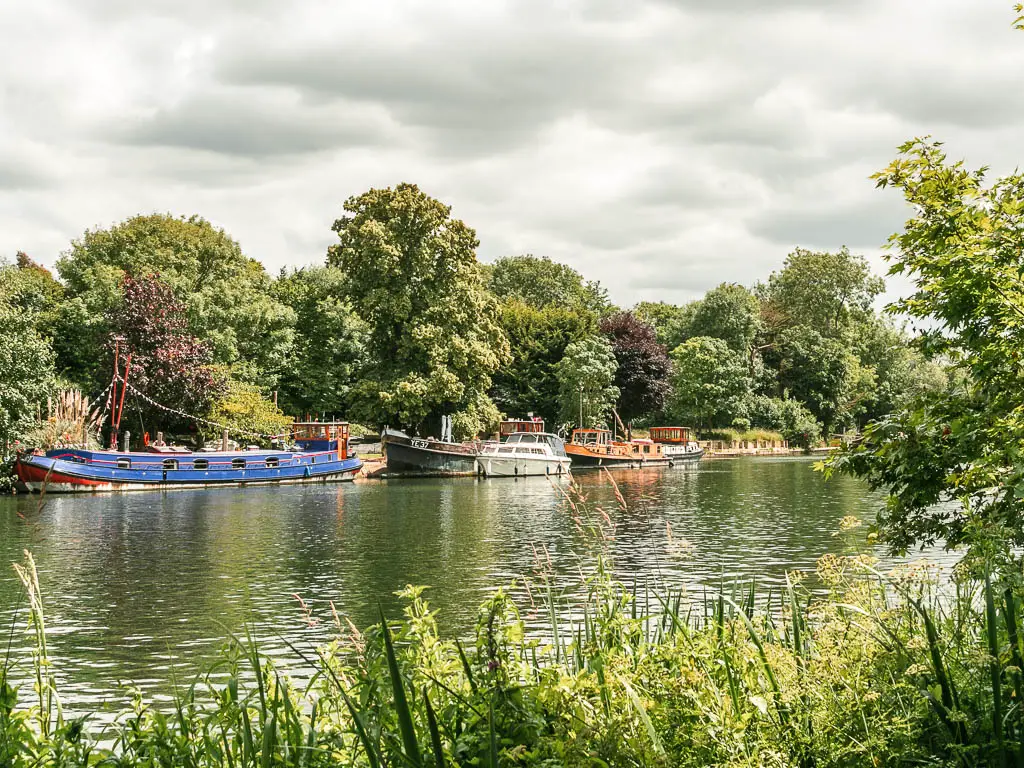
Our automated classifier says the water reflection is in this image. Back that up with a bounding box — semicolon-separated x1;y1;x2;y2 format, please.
0;457;956;711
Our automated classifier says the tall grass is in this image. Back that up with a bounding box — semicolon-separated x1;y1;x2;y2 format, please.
3;491;1024;765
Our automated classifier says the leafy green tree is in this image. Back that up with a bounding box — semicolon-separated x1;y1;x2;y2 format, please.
599;311;670;424
55;214;295;387
273;266;367;419
745;394;821;448
207;380;291;443
687;283;761;355
759;246;885;337
486;255;610;316
771;326;856;435
668;337;751;429
828;137;1024;553
328;183;509;433
555;336;619;428
490;300;595;425
0;253;64;328
0;300;56;452
634;300;696;351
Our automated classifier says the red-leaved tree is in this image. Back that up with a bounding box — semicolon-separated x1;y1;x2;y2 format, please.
599;311;671;425
104;274;222;435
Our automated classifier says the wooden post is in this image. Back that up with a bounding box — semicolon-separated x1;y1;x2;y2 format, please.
272;390;278;407
222;429;229;451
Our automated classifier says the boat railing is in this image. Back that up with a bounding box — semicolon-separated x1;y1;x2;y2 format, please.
47;449;347;469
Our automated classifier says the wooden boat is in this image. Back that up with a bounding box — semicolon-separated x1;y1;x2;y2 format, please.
14;422;362;493
476;431;571;477
380;428;479;476
564;428;671;468
649;426;705;461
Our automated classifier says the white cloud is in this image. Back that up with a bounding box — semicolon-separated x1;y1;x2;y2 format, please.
1;0;1022;308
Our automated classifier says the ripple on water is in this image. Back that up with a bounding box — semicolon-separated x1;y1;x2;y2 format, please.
0;457;957;713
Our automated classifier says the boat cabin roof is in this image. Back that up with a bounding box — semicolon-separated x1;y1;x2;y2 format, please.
291;422;350;440
649;426;693;443
500;418;545;434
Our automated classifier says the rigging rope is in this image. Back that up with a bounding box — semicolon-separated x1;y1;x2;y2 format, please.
113;376;288;441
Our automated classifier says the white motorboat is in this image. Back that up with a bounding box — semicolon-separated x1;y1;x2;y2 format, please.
476;431;571;477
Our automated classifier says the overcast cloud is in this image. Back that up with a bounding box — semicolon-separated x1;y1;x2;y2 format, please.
1;0;1021;306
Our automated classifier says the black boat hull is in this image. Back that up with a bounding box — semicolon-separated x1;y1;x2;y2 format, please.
382;433;478;476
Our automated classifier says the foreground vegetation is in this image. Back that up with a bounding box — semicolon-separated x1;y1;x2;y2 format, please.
3;522;1023;767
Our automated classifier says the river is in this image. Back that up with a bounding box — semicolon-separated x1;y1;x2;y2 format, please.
0;456;956;712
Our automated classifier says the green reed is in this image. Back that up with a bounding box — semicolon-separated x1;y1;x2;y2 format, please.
5;485;1024;766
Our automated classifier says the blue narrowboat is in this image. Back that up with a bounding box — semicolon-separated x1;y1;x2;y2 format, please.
15;422;362;493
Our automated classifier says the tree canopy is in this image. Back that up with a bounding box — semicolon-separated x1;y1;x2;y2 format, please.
759;247;884;337
55;214;295;387
328;183;508;434
555;336;619;429
668;337;750;429
598;311;670;424
273;266;367;419
0;282;56;451
490;299;595;425
486;255;609;316
686;283;761;356
828;137;1024;554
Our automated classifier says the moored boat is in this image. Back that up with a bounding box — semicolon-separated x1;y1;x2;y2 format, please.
14;422;361;493
564;428;671;468
380;428;480;476
649;426;705;462
476;431;571;477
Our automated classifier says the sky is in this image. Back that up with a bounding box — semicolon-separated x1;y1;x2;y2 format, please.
1;0;1022;308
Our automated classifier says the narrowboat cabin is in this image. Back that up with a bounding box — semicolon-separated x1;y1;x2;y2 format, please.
14;421;362;493
649;426;705;461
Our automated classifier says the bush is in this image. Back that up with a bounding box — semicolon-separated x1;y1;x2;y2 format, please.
746;394;822;448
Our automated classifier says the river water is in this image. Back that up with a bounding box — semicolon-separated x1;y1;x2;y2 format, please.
0;456;956;712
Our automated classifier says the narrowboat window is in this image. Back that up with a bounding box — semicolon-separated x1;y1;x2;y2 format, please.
193;459;209;470
163;459;178;470
116;458;131;469
266;457;280;468
232;458;246;469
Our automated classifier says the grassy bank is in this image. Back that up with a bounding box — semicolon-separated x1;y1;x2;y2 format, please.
2;488;1020;766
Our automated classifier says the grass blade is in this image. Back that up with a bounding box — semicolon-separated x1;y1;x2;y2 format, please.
380;608;421;766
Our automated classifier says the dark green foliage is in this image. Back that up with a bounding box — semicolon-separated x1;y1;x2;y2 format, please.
769;326;856;436
490;299;595;424
273;266;367;418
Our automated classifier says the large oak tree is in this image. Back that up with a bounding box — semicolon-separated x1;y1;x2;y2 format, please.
328;183;508;435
